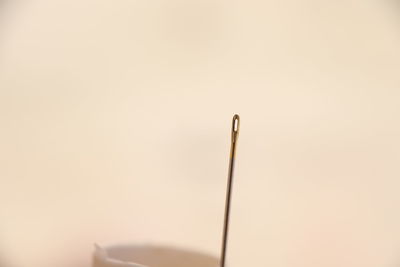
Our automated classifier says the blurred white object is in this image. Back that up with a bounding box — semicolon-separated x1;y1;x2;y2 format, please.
93;244;145;267
92;244;218;267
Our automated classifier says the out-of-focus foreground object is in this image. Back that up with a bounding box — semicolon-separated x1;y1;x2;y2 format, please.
93;244;218;267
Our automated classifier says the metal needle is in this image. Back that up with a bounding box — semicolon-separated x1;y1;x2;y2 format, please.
220;114;240;267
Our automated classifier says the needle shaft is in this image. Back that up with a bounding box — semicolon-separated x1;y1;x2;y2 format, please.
220;114;240;267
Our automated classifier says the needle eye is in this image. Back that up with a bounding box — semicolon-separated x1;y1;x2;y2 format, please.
232;115;239;132
231;114;240;143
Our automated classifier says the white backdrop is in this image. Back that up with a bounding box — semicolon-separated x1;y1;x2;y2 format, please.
1;1;400;267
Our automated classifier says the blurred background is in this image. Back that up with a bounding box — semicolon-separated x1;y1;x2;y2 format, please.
1;0;400;267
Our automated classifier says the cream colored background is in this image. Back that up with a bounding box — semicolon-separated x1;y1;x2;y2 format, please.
1;0;400;267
